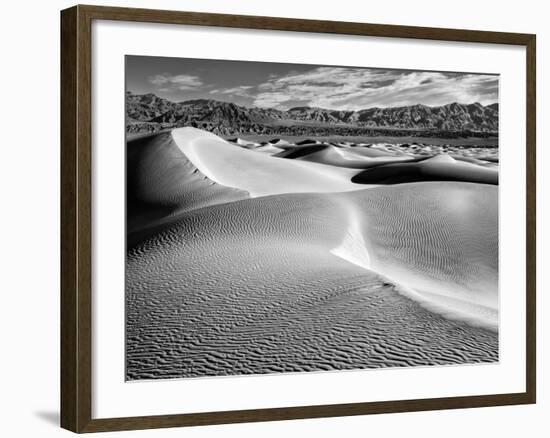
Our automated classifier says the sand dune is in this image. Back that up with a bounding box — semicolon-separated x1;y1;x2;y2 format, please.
296;138;320;145
347;182;498;329
287;144;416;169
452;155;499;167
126;128;499;380
172;127;366;196
227;137;283;155
268;138;293;147
235;137;259;148
352;154;498;185
252;144;284;155
338;145;409;158
275;143;496;183
126;131;248;247
275;144;328;159
127;180;498;379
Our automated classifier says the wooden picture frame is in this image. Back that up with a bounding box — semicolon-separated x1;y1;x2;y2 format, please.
60;4;536;433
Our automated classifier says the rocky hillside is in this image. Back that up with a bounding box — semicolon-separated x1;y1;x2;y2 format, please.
126;91;498;136
357;102;499;131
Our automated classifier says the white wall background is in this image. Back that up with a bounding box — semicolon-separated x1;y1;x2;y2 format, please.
0;0;546;436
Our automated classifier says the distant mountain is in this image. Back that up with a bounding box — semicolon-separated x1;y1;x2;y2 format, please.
126;92;178;121
126;91;498;136
287;106;356;124
350;102;498;131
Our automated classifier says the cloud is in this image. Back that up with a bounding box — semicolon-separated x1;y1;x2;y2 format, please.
148;73;204;91
145;66;498;110
210;85;254;97
252;67;498;110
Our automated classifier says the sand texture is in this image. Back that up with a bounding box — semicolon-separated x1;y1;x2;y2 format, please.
126;128;499;380
126;132;248;247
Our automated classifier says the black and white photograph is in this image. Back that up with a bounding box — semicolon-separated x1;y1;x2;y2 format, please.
1;0;544;435
125;55;499;381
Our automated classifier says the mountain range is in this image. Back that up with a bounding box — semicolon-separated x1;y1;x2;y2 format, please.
126;91;499;137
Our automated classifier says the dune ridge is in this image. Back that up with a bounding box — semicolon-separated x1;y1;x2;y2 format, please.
126;131;249;247
329;197;371;271
171;127;367;197
278;144;416;169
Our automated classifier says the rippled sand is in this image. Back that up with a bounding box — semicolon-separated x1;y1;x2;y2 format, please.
126;128;499;380
126;132;248;247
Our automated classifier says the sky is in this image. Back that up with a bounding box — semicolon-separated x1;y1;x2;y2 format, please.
126;55;499;111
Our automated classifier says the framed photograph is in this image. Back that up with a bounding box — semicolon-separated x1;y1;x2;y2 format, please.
60;4;536;433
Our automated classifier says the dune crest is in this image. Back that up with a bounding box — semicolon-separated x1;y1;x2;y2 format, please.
295;144;416;169
171;127;368;197
126;131;248;247
330;199;371;271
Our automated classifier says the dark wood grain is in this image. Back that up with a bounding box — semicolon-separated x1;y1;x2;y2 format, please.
79;4;534;45
60;5;78;432
80;392;535;433
61;5;94;432
60;4;537;433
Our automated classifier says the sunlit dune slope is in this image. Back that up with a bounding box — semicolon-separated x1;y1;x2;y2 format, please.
171;127;365;196
348;182;498;329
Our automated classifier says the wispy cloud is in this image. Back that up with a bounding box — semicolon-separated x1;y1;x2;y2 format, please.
210;85;254;97
141;64;497;110
148;73;204;91
251;67;498;110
